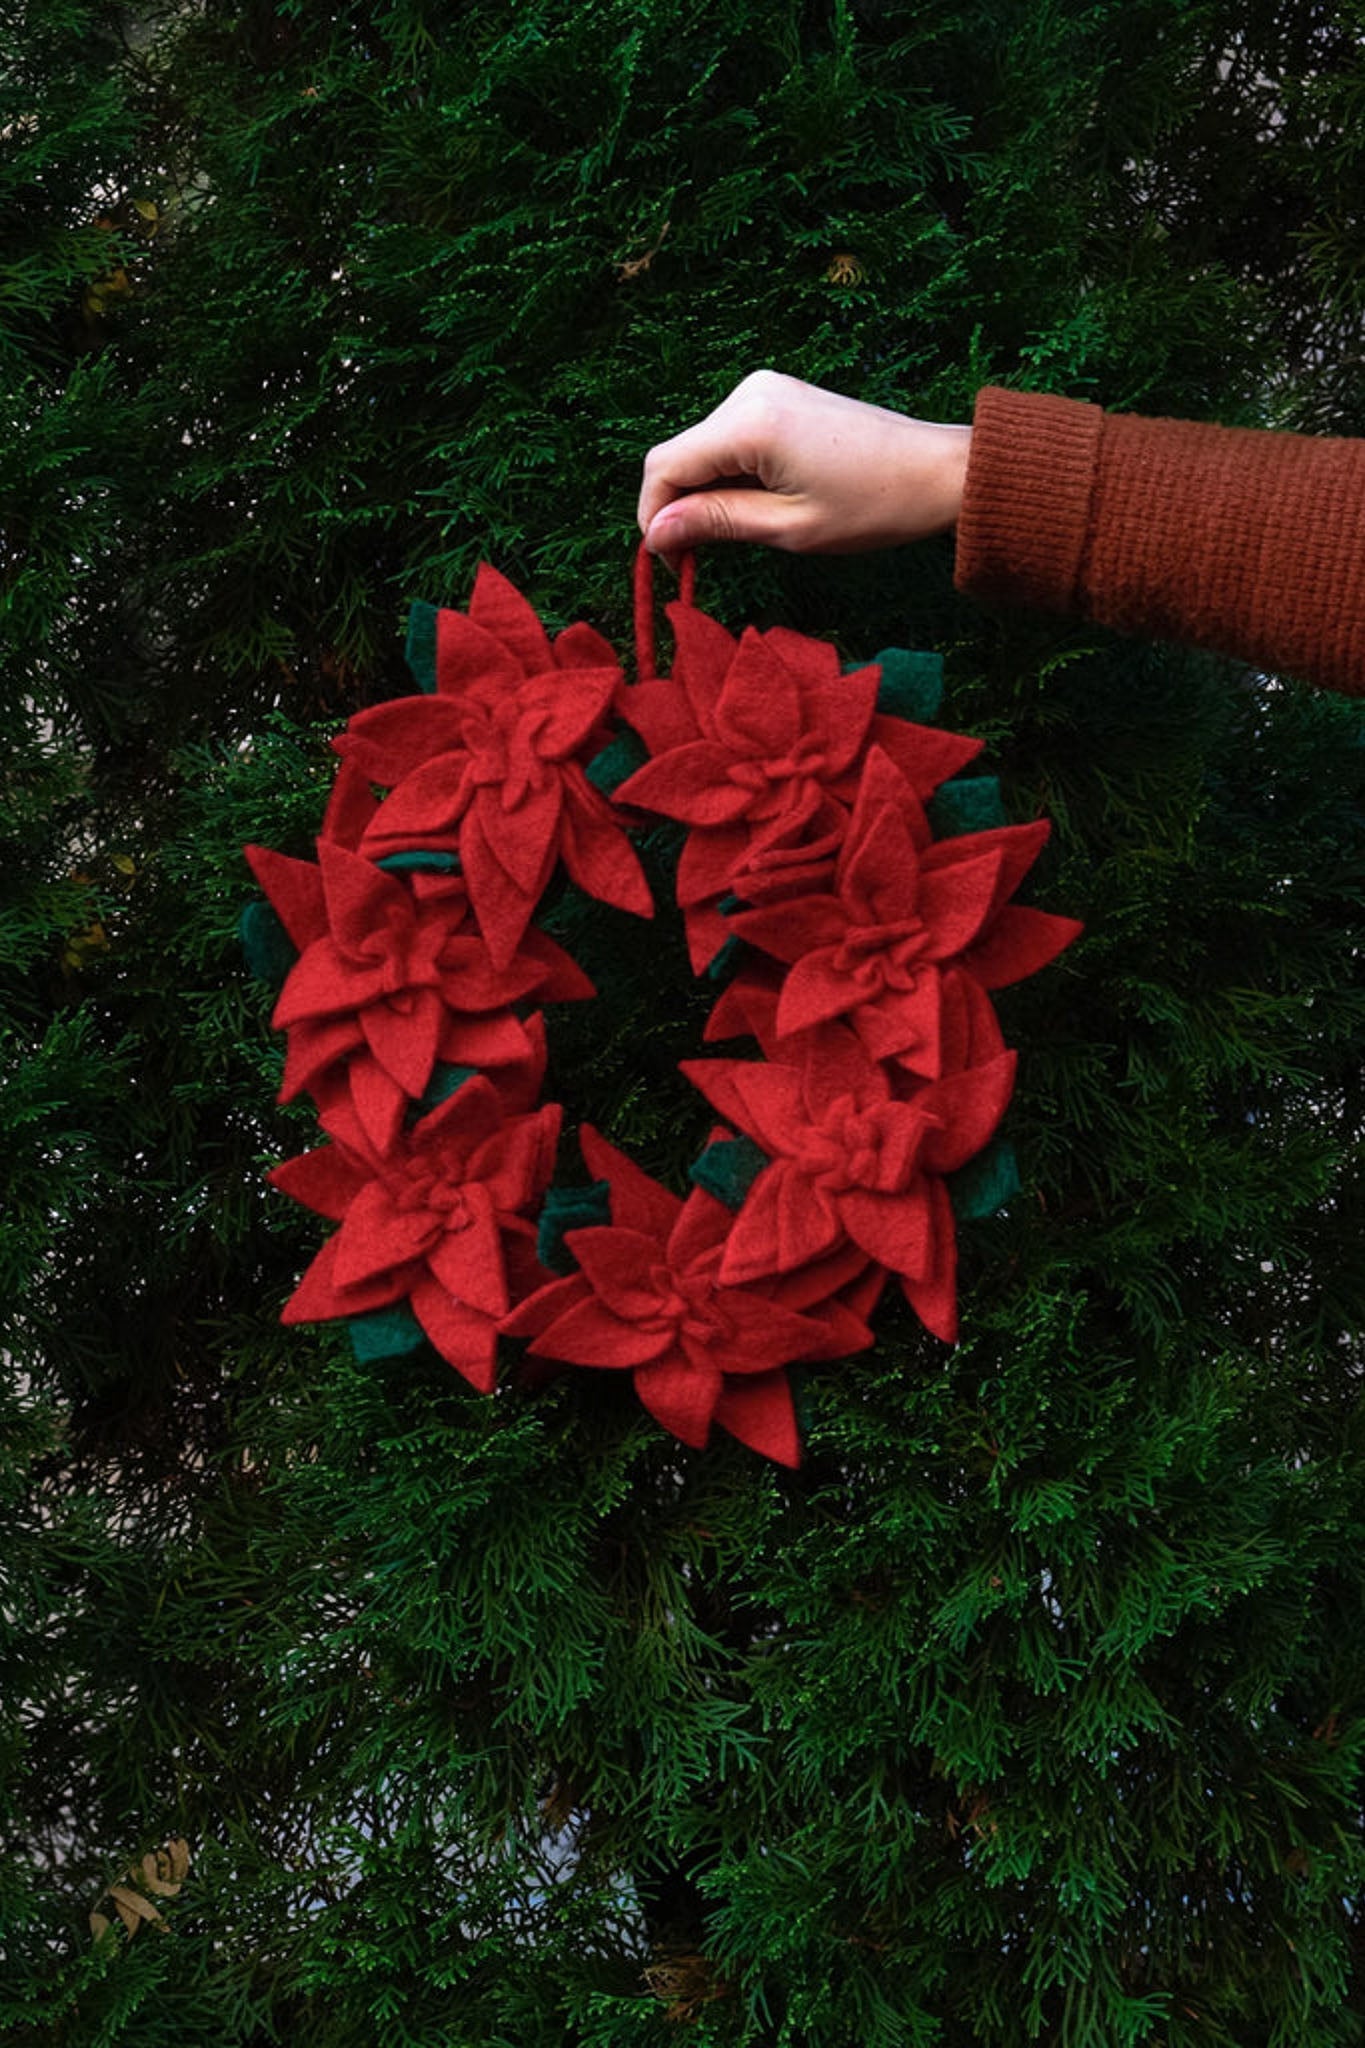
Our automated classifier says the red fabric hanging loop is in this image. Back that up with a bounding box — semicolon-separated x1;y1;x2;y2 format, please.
633;541;696;682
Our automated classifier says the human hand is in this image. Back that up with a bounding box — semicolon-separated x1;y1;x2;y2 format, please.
638;370;971;561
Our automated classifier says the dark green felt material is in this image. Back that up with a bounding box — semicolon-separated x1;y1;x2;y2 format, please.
377;850;461;873
928;775;1008;837
239;899;297;985
412;1064;477;1119
586;728;648;796
537;1180;612;1272
949;1137;1020;1220
705;934;745;983
690;1134;768;1210
405;601;439;694
350;1302;426;1361
845;646;944;723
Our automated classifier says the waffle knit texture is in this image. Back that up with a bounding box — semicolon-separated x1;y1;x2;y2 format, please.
956;386;1365;696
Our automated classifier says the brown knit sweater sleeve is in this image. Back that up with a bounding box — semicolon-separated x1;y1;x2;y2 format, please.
953;385;1365;696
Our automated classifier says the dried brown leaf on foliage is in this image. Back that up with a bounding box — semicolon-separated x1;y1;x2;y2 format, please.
89;1837;190;1941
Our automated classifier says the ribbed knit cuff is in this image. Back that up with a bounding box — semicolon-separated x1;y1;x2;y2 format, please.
954;387;1105;616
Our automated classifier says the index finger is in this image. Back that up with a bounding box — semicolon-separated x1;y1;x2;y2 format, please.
636;389;773;534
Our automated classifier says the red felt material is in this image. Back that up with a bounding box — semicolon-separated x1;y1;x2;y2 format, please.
255;551;1082;1458
271;1077;560;1390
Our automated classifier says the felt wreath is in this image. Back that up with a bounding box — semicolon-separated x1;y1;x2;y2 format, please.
244;549;1081;1466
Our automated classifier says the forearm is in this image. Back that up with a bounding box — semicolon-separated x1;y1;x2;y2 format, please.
955;386;1365;697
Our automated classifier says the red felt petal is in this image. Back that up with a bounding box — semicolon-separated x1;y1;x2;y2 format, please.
579;1126;685;1243
339;698;470;787
730;897;846;967
853;976;942;1074
666;1187;734;1275
281;1234;405;1325
677;822;748;908
467;562;556;677
761;625;843;688
279;1012;360;1099
269;1144;366;1220
679;1058;807;1155
435;603;525;696
516;670;620;758
938;966;1007;1072
501;1271;588;1339
558;777;654;917
758;1239;872;1313
316;837;413;957
900;1178;958;1342
616;675;700;756
409;1272;500;1391
320;757;380;850
476;1103;561;1213
720;1162;842;1282
334;1179;437;1287
711;1371;800;1466
458;807;542;970
360;753;471;849
348;1057;408;1155
616;742;758;825
569;1226;673;1319
425;1189;510;1320
682;898;731;978
244;845;326;950
273;941;380;1028
634;1356;721;1448
918;851;1006;959
361;988;443;1097
712;630;801;754
958;906;1084;990
472;776;562;895
869;716;984;798
838;1180;935;1281
515;929;596;1003
917;1051;1017;1173
801;672;879;778
668;602;738;732
553;619;620;671
774;949;861;1034
533;1295;675;1368
709;1286;832;1370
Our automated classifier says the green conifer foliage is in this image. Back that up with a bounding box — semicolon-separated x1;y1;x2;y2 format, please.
4;4;1365;2043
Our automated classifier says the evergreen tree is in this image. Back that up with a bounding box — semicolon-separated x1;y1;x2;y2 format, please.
3;4;1364;2043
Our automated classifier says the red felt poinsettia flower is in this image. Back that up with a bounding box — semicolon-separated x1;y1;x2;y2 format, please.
503;1127;860;1464
724;746;1078;1077
681;1022;1016;1341
328;566;652;968
244;839;592;1151
614;604;983;968
270;1074;561;1391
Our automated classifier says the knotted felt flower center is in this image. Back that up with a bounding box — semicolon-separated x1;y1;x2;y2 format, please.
727;733;830;801
792;1092;886;1191
641;1259;732;1348
832;917;930;994
395;1161;475;1232
463;696;556;808
353;899;445;995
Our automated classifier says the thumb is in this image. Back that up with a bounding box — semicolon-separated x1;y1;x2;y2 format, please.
645;487;799;556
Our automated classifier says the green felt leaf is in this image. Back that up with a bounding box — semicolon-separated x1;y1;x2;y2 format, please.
705;933;745;984
537;1179;612;1272
846;647;944;723
928;775;1008;837
412;1064;478;1118
376;850;461;873
949;1136;1020;1220
586;727;648;796
349;1301;425;1361
404;601;439;694
239;899;297;985
690;1134;768;1210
